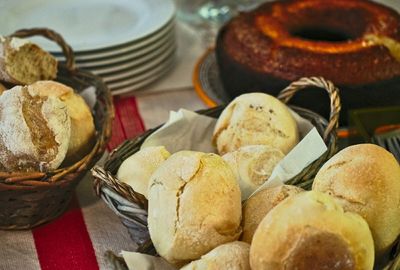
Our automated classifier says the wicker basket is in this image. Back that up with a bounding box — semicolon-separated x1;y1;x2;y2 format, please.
92;77;400;269
0;28;114;229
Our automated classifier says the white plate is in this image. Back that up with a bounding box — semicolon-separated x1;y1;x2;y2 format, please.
69;32;175;68
55;20;175;61
0;0;175;52
100;47;176;83
87;39;176;75
107;52;176;89
110;59;176;95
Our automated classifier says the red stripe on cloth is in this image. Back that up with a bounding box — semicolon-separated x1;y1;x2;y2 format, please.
32;195;99;270
107;97;146;150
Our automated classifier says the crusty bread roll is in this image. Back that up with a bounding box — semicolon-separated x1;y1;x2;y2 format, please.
117;146;170;198
250;191;374;270
180;241;250;270
313;144;400;256
241;185;303;243
223;145;285;200
0;36;57;84
0;85;70;171
29;81;95;164
148;151;242;266
212;93;298;155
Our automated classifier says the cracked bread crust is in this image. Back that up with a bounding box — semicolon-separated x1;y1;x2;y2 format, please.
148;151;242;266
249;191;374;270
212;93;298;155
0;85;70;172
312;144;400;255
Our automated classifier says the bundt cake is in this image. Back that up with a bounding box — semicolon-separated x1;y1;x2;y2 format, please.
216;0;400;124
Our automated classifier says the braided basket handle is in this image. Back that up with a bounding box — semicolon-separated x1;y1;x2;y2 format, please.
10;28;75;71
277;77;341;142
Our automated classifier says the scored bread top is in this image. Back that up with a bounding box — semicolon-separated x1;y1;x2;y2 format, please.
0;85;70;171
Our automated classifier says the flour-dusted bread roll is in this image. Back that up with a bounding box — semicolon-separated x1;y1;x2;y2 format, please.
0;85;70;172
241;185;303;243
117;146;170;198
180;241;251;270
250;191;374;270
148;151;242;266
29;81;95;164
213;93;298;155
0;36;57;84
223;145;285;200
313;144;400;256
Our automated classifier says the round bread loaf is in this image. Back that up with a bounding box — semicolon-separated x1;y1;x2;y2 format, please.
29;81;95;164
313;144;400;256
148;151;242;266
0;85;70;172
0;36;57;84
213;93;298;155
241;185;303;243
117;146;171;198
222;145;285;200
180;241;251;270
250;191;374;270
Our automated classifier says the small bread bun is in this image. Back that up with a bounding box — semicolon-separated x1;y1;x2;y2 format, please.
29;81;95;164
117;146;170;198
0;36;57;84
212;93;298;155
222;145;285;200
250;191;374;270
148;151;242;266
0;85;70;171
241;185;303;243
180;241;251;270
313;144;400;256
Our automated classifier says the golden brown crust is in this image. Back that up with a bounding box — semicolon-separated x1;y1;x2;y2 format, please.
219;0;400;85
312;144;400;256
241;185;303;243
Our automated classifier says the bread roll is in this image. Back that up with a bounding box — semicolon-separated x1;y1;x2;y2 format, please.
0;85;70;171
212;93;298;155
29;81;95;164
222;145;285;200
313;144;400;256
117;146;170;198
180;241;250;270
250;191;374;270
0;36;57;84
148;151;242;266
241;185;303;243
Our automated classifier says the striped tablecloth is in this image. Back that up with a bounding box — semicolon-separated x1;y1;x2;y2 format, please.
0;89;206;270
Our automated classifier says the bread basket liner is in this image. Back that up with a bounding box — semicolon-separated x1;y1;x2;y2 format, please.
0;28;114;229
91;77;399;269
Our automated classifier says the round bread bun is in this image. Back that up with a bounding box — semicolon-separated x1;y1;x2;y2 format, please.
241;185;303;243
148;151;242;266
212;93;298;155
222;145;285;200
180;241;250;270
313;143;400;256
29;81;95;164
0;85;70;171
117;146;170;198
250;191;374;270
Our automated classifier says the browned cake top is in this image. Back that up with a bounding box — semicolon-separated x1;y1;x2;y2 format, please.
220;0;400;85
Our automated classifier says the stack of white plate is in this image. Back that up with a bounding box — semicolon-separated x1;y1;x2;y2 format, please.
0;0;176;95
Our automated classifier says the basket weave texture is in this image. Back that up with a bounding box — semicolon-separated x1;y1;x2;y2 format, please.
0;28;114;229
92;77;399;269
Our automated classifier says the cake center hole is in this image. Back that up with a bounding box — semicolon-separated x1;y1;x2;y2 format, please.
291;27;353;42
